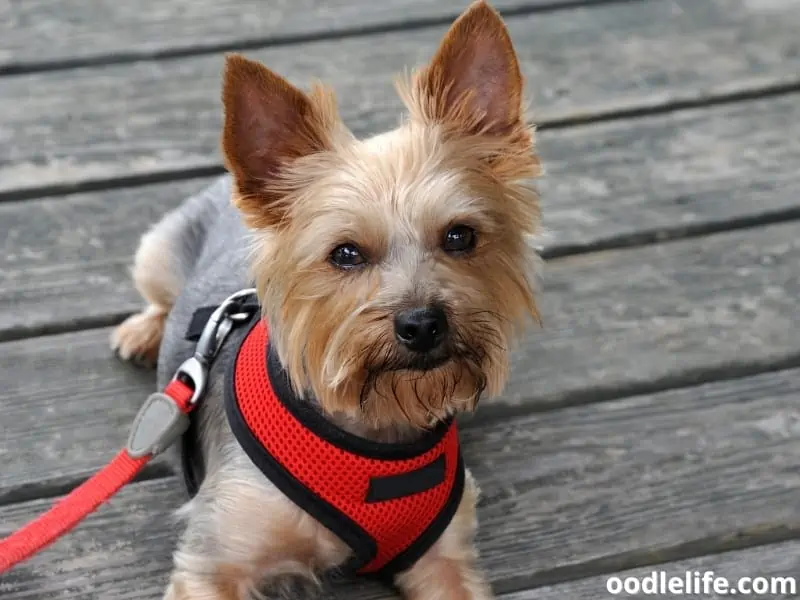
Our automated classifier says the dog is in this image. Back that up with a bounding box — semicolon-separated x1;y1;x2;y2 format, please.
111;2;542;598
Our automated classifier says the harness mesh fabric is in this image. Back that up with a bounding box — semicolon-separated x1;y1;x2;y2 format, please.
229;318;463;575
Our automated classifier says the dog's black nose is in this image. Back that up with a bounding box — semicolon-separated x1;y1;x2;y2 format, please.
394;306;448;352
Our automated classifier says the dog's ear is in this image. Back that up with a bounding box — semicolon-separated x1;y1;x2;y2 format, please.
405;1;525;136
221;54;335;228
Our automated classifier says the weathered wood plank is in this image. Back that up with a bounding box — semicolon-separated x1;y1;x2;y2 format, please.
2;220;799;498
0;179;211;340
5;94;800;340
3;368;799;598
3;0;800;195
0;0;593;73
506;542;800;599
502;220;800;408
0;479;181;600
0;329;162;505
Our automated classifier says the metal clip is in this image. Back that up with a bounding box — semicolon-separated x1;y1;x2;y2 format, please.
172;288;258;406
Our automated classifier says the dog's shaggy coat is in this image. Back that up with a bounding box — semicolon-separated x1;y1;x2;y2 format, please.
111;2;542;598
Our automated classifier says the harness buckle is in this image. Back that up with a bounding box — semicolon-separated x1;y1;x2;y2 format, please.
172;288;258;406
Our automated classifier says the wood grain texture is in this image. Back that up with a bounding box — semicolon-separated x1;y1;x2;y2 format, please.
501;220;800;408
2;221;799;498
506;542;800;599
0;0;587;72
2;368;799;598
0;329;162;505
3;0;800;195
0;178;211;340
4;94;800;340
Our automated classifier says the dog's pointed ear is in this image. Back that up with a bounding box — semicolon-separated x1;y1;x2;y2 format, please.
221;54;335;228
405;1;524;136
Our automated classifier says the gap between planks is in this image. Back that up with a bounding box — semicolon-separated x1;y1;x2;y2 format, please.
0;0;644;77
4;84;800;206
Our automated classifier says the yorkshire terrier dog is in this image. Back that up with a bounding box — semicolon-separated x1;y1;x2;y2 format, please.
111;1;541;598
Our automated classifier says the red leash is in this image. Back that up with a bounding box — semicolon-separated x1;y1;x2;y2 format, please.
0;380;194;572
0;288;258;573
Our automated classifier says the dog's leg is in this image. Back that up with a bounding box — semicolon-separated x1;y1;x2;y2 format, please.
162;457;350;600
111;182;220;367
395;471;493;600
110;223;178;367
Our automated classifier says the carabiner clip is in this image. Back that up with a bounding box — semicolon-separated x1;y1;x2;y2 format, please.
171;288;258;406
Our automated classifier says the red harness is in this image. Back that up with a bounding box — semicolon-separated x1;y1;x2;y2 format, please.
188;310;465;578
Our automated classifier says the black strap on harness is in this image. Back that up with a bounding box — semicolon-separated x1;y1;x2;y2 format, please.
184;299;261;342
179;295;261;497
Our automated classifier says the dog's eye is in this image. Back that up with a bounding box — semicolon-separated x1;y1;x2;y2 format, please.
442;225;477;254
330;243;367;269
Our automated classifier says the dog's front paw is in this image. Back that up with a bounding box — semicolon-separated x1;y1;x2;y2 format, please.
110;306;166;369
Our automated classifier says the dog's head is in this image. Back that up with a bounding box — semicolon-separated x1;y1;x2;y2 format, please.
221;1;542;432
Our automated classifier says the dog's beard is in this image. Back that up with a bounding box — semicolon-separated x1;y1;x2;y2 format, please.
334;318;507;430
359;353;487;429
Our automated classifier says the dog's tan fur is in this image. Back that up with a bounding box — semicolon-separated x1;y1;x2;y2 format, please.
113;2;541;597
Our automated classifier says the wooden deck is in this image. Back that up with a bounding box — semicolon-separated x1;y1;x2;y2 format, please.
2;0;799;597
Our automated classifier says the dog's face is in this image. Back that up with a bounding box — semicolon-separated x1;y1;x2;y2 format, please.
221;1;542;431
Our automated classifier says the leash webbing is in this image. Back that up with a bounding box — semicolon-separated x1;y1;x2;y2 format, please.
0;379;194;573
